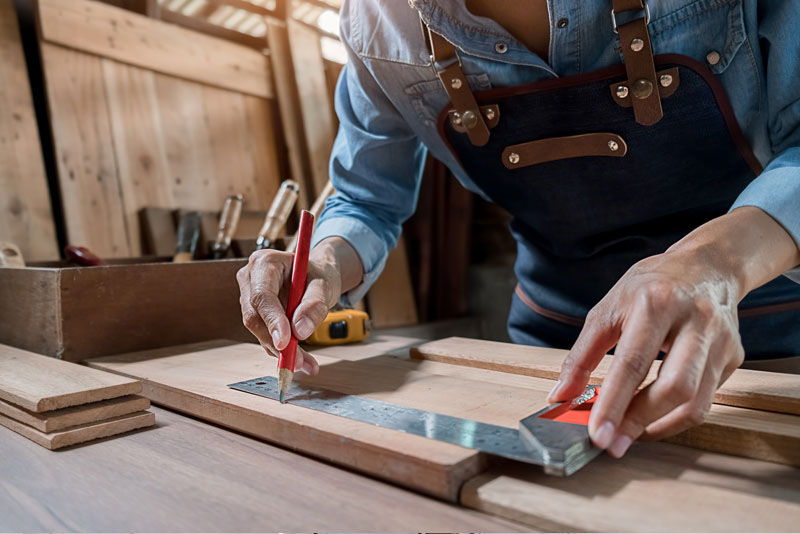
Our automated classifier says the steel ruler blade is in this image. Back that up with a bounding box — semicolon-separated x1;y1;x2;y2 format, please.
228;375;548;466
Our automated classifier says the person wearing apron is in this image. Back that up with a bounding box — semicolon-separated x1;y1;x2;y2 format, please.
237;0;800;458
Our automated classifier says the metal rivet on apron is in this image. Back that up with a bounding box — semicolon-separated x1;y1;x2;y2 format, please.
631;78;654;99
451;78;462;89
461;110;479;129
616;85;629;98
630;38;644;52
706;50;721;65
485;108;496;121
608;140;619;152
495;42;509;54
557;18;568;28
508;152;520;164
452;113;462;126
659;74;673;87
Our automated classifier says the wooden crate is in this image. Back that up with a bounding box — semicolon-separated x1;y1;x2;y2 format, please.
0;259;252;362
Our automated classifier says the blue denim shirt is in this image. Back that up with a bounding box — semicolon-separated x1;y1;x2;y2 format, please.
311;0;800;306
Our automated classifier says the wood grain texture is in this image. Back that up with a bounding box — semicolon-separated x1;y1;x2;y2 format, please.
368;237;419;328
41;44;131;257
0;344;142;412
411;337;800;415
462;442;800;532
37;0;273;98
0;406;524;532
0;410;154;450
0;395;149;433
0;0;58;261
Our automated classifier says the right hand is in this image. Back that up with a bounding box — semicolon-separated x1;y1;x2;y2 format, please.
236;248;342;375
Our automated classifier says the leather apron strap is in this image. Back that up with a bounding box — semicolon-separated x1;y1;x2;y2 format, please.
420;18;491;146
612;0;663;125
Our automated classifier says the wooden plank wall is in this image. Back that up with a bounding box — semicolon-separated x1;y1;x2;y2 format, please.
36;0;283;257
0;0;58;260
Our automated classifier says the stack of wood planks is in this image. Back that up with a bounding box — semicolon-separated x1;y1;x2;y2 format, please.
0;344;154;449
87;336;800;530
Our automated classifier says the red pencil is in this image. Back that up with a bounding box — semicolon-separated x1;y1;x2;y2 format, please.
278;210;315;403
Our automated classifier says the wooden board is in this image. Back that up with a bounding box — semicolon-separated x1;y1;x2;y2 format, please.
0;395;149;433
0;410;154;450
0;344;142;412
37;0;272;98
0;406;524;532
0;0;58;261
411;337;800;416
462;442;800;532
87;340;800;500
367;237;419;328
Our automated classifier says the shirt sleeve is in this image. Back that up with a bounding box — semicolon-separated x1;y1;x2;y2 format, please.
309;18;427;307
729;2;800;283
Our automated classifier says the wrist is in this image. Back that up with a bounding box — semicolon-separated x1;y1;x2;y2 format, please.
310;236;365;294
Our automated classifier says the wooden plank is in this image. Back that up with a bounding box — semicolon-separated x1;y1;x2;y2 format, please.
0;344;142;412
367;237;419;328
139;207;177;256
0;395;150;433
242;95;283;209
0;410;154;450
0;406;524;532
87;340;800;499
37;0;273;98
287;19;337;198
411;337;800;416
40;44;131;257
0;0;58;261
462;442;800;532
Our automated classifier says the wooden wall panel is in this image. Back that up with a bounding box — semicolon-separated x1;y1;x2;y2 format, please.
243;95;283;208
0;0;58;260
41;44;131;257
37;0;272;98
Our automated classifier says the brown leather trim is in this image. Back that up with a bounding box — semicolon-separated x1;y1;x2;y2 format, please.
449;104;500;133
514;284;586;327
437;54;764;177
611;67;679;108
739;300;800;318
616;8;663;125
502;133;627;169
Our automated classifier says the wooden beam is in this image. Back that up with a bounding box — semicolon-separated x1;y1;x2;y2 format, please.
37;0;274;98
158;8;268;50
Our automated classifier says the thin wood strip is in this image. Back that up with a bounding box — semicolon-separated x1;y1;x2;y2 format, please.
0;410;155;450
37;0;273;99
411;337;800;416
0;395;150;433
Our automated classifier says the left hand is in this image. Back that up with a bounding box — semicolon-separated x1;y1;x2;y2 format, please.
548;249;745;458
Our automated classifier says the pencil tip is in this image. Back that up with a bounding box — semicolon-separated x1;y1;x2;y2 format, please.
279;390;286;404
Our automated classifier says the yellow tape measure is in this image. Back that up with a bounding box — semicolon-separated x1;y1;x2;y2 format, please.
307;309;370;346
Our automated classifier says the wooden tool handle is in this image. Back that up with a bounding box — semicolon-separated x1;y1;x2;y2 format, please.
278;210;315;373
257;180;299;249
0;242;25;268
213;194;244;254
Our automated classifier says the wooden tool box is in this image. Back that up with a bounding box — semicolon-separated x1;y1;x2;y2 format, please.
0;258;252;362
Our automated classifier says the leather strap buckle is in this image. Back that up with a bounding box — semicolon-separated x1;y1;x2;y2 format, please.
611;0;650;34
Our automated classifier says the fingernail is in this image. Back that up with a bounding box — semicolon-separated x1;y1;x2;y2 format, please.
592;421;616;449
270;329;281;348
609;434;633;458
294;317;315;339
547;380;563;402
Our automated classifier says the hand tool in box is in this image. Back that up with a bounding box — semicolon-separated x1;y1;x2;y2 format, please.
0;242;25;267
229;377;601;476
256;180;299;251
65;246;106;266
307;308;371;345
211;194;244;259
277;209;315;403
286;181;334;254
173;211;202;263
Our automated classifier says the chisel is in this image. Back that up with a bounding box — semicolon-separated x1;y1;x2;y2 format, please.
256;180;299;251
211;194;244;259
173;211;202;263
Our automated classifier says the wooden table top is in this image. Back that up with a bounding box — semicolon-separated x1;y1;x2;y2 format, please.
0;406;525;532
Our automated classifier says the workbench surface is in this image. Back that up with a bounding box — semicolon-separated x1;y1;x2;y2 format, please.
0;406;525;532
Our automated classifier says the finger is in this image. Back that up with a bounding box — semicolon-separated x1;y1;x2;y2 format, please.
248;252;292;351
640;336;729;441
237;266;274;350
292;277;335;340
294;346;320;376
588;307;671;449
548;306;620;403
607;324;709;457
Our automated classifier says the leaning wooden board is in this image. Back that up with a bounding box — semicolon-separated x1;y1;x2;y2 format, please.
0;344;141;412
87;339;800;522
411;337;800;415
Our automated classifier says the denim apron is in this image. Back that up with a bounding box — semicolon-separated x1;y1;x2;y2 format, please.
423;1;800;358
